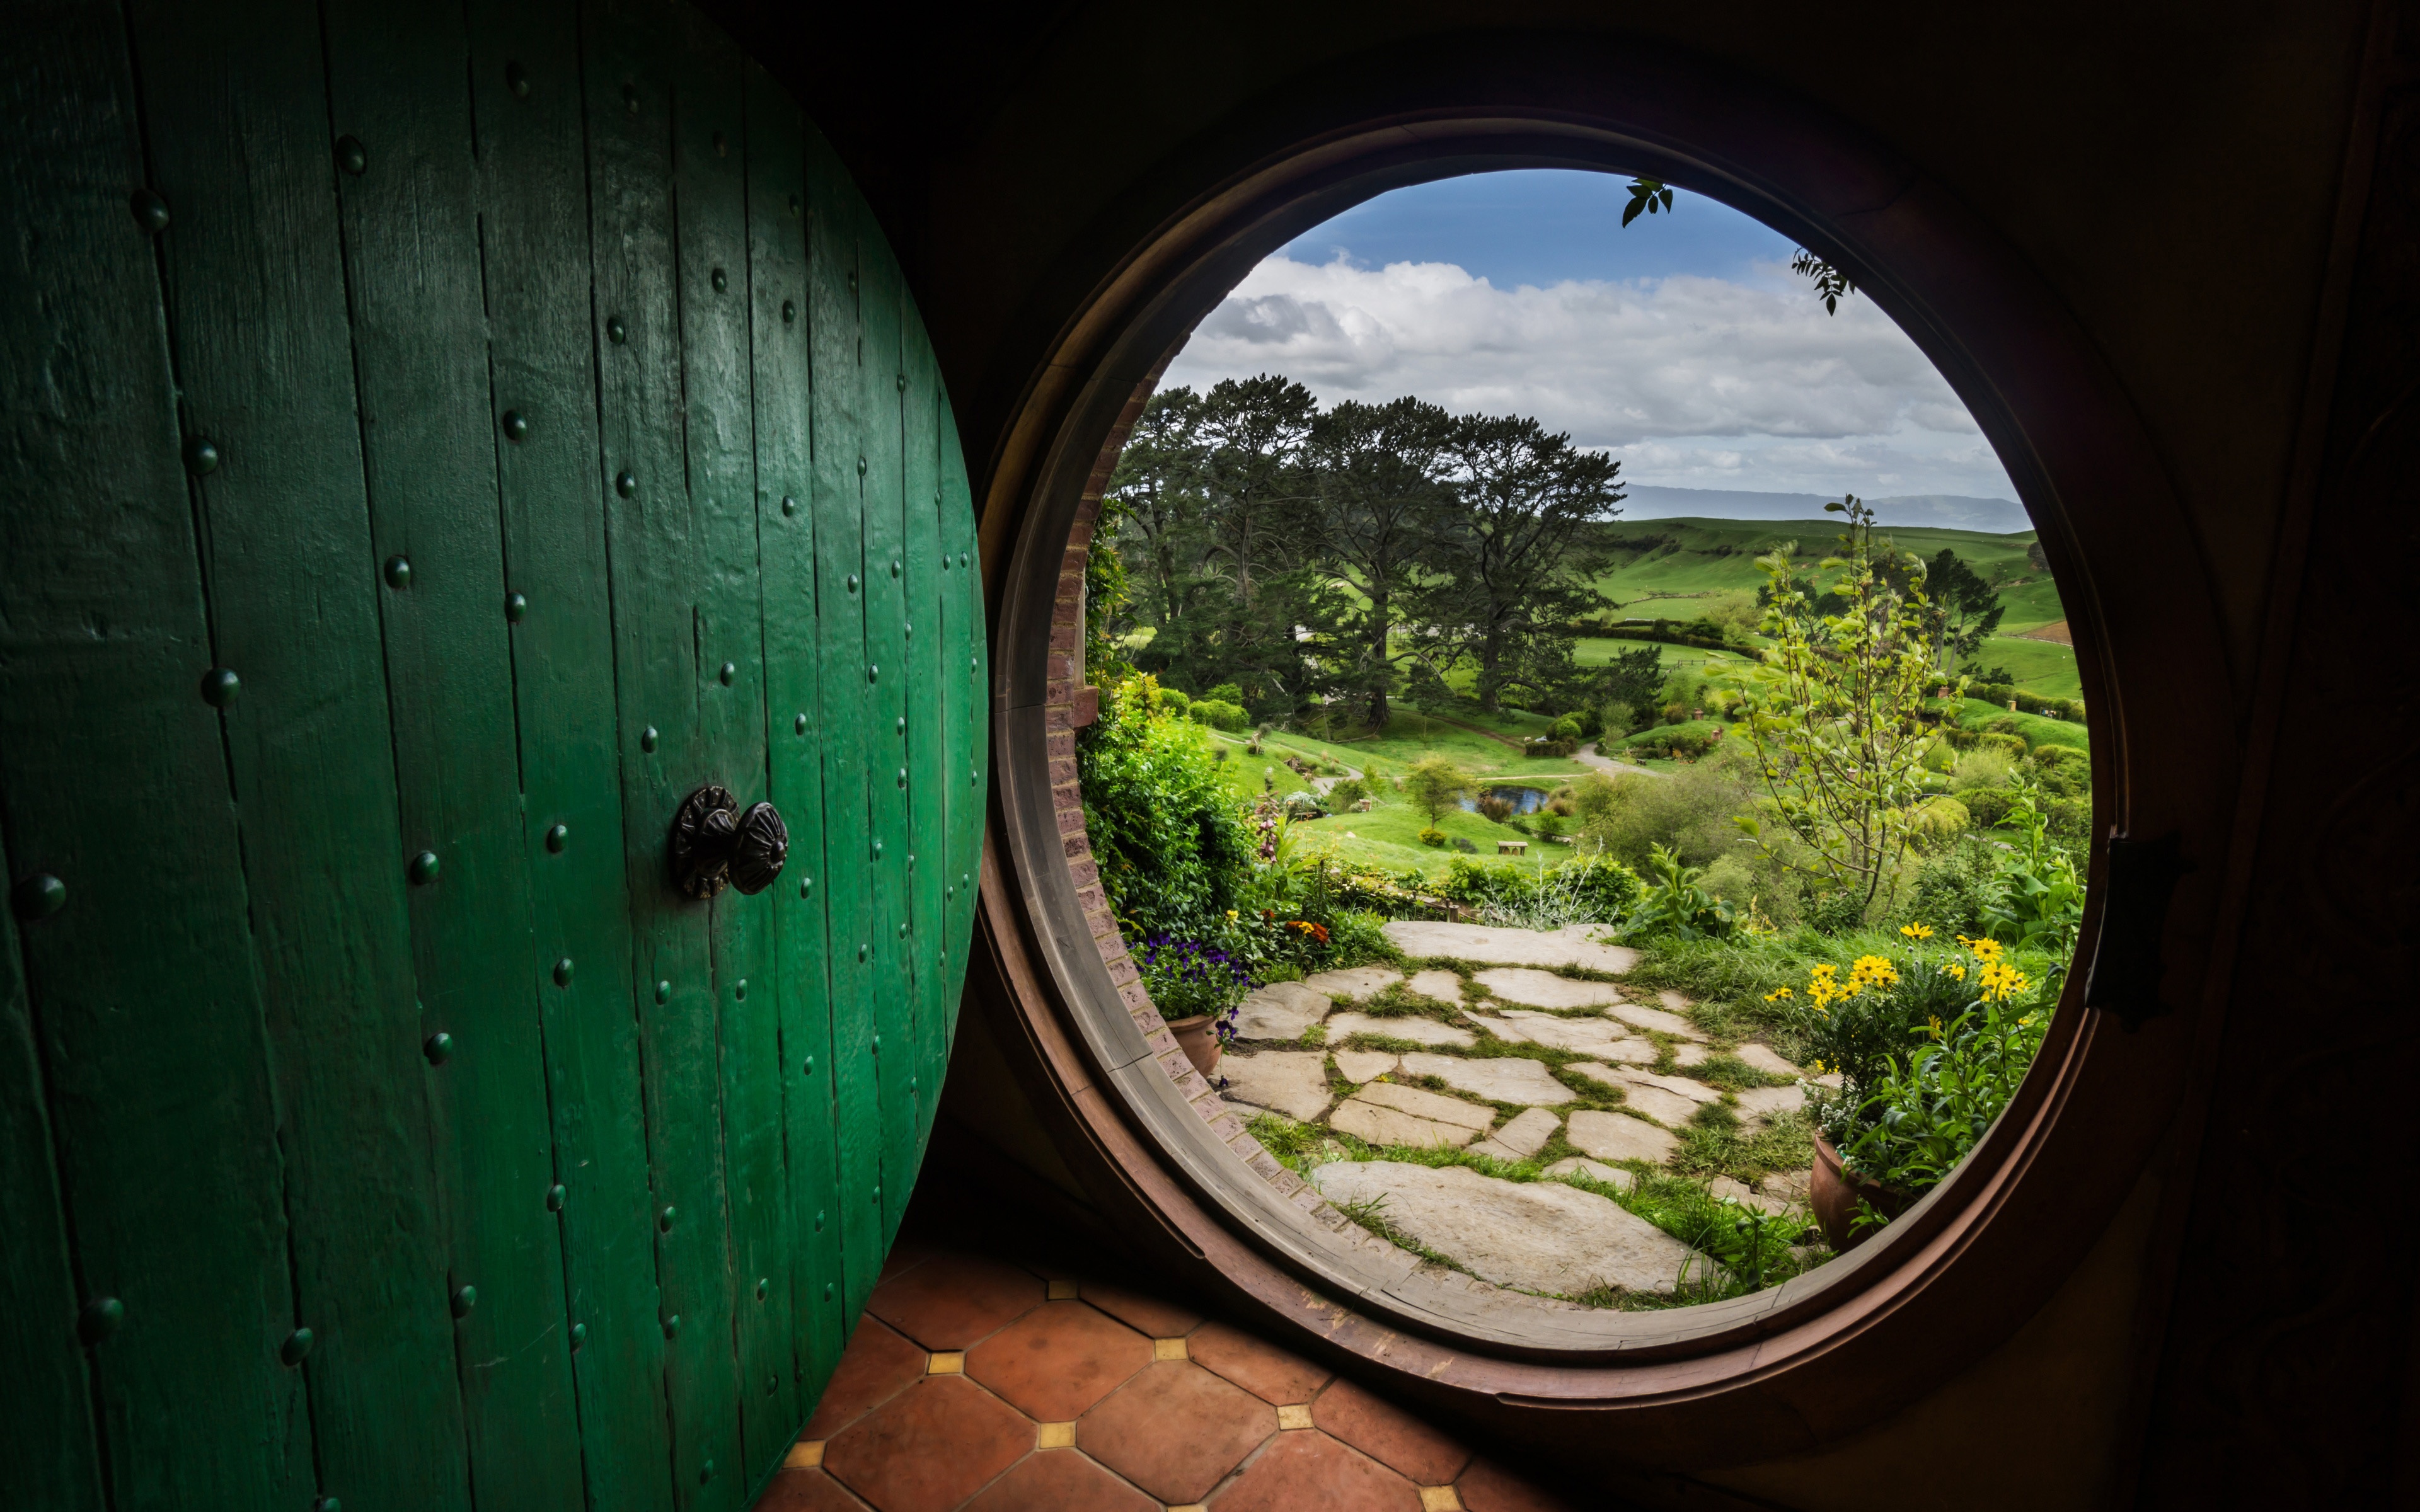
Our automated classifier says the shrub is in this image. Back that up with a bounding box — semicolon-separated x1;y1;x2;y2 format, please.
1156;687;1191;717
1204;682;1243;706
1419;827;1448;847
1442;853;1640;927
1549;715;1583;740
1079;677;1255;940
1949;748;2014;793
1574;750;1755;869
1622;843;1737;941
2027;743;2090;798
1802;888;1871;934
1840;990;2051;1194
1961;786;2019;829
1908;795;1972;850
1975;732;2029;761
1189;698;1248;732
1328;777;1369;810
1573;706;1606;739
1904;840;2002;937
1475;793;1516;822
2047;796;2092;838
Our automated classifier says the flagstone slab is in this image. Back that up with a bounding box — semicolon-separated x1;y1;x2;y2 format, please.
1712;1176;1799;1215
1398;1053;1574;1107
1301;966;1402;1000
1473;1010;1639;1058
1219;1050;1332;1122
1405;970;1466;1003
1329;1097;1478;1150
1734;1043;1806;1078
1607;1001;1706;1041
1472;968;1623;1010
1574;1067;1725;1126
1671;1043;1710;1068
1308;1160;1698;1295
1734;1084;1807;1123
1231;981;1330;1042
1327;1011;1475;1048
1331;1050;1398;1085
1485;1108;1562;1159
1565;1109;1681;1165
1353;1080;1495;1131
1544;1157;1636;1192
1381;920;1638;974
1762;1168;1813;1204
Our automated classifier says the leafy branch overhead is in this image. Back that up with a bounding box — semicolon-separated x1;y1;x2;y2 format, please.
1620;176;1857;314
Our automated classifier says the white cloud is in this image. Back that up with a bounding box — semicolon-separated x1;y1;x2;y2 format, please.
1163;255;2017;500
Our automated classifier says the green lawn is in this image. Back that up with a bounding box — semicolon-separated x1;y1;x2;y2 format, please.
1970;634;2080;699
1956;697;2087;751
1288;789;1567;878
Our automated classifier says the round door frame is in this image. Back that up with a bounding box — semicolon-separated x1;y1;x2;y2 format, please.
967;32;2237;1472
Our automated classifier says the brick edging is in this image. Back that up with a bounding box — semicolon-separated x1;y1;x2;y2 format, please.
1043;374;1347;1230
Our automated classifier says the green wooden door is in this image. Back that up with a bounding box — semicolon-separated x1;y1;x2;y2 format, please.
0;2;986;1508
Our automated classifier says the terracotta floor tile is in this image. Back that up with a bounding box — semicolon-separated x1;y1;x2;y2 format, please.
805;1318;930;1440
1456;1457;1577;1512
1211;1429;1423;1512
1079;1361;1276;1503
868;1252;1044;1350
967;1300;1153;1421
753;1467;873;1511
1189;1320;1334;1405
824;1377;1035;1512
1078;1278;1205;1339
1311;1379;1472;1486
962;1450;1158;1512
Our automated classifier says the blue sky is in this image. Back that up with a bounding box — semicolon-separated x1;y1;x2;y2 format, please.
1166;169;2020;505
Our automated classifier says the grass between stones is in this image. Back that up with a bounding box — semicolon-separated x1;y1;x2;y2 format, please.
1250;1109;1824;1309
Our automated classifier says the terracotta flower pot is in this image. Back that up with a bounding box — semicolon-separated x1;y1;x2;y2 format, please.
1166;1014;1221;1079
1811;1135;1916;1252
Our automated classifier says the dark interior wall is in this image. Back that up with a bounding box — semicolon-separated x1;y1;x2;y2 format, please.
710;4;2412;1504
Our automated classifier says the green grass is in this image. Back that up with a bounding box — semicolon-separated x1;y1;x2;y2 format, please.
1954;697;2087;752
1971;634;2080;699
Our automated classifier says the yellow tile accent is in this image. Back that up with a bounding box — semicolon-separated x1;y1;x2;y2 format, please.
1418;1488;1464;1512
1046;1278;1079;1300
1168;1506;1207;1512
928;1351;965;1375
1037;1421;1077;1449
1277;1403;1315;1429
783;1440;824;1469
1153;1336;1188;1361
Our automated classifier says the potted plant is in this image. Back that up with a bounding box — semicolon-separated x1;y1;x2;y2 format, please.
1134;934;1252;1078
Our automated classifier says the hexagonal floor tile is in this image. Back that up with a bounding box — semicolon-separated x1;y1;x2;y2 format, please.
805;1318;930;1440
1210;1428;1422;1511
824;1377;1033;1512
967;1300;1153;1421
962;1450;1157;1512
1080;1361;1275;1503
867;1252;1044;1350
1311;1379;1471;1487
754;1467;873;1510
1188;1320;1334;1406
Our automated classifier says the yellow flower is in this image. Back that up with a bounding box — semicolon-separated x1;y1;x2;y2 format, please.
1226;910;1238;920
1900;922;1934;940
1926;1014;1944;1040
1763;987;1794;1002
1947;962;1966;980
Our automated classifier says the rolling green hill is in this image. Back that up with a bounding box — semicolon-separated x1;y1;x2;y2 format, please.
1587;516;2076;696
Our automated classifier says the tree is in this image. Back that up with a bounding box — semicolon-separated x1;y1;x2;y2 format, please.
1925;547;2005;670
1107;387;1210;626
1403;756;1472;829
1409;414;1623;712
1736;496;1960;914
1197;375;1317;606
1306;397;1456;729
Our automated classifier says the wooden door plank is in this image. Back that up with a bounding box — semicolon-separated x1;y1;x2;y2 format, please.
900;307;948;1166
669;15;785;1494
742;62;846;1443
803;128;885;1315
320;8;589;1505
858;225;915;1247
0;11;202;1508
120;2;461;1506
938;387;987;1048
465;1;676;1506
581;2;743;1501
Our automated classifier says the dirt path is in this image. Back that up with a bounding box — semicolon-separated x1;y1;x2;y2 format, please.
1576;742;1668;777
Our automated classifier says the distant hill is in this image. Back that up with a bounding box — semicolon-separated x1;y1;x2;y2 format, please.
1616;485;2034;534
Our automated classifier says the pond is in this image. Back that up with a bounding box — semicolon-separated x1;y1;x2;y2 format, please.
1460;785;1550;815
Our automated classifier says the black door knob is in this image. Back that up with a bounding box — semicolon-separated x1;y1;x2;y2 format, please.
671;785;788;898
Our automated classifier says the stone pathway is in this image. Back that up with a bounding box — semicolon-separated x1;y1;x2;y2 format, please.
1213;920;1828;1305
